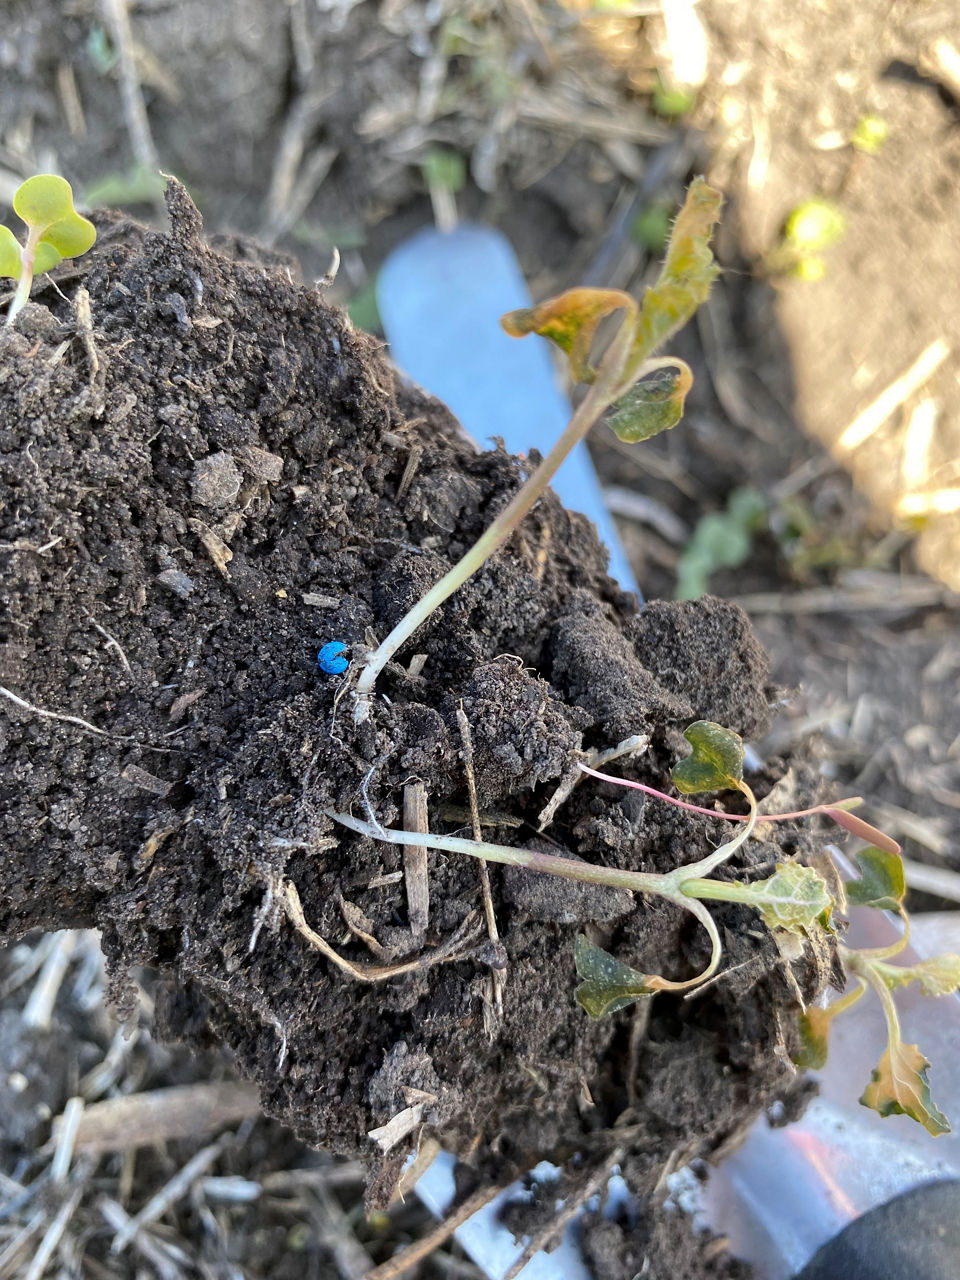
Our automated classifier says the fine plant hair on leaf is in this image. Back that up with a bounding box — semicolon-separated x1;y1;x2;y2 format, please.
2;174;97;324
350;178;723;717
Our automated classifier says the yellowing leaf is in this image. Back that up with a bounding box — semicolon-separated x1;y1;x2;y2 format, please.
501;287;635;385
605;359;692;443
793;983;865;1071
626;177;722;378
574;935;659;1017
736;863;835;935
795;1006;836;1071
860;1040;950;1136
873;953;960;999
846;846;906;914
671;720;744;795
0;226;22;281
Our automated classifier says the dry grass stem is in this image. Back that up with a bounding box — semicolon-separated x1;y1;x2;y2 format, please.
456;705;505;1017
403;782;430;936
362;1183;506;1280
49;1082;261;1156
835;339;950;454
283;881;482;981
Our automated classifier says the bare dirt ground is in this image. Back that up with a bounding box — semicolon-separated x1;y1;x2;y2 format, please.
1;1;959;1276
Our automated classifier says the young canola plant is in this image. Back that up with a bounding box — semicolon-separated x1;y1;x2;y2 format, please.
331;179;960;1135
0;175;96;324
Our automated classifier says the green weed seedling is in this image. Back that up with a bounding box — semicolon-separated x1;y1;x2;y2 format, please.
351;176;723;719
331;721;960;1134
0;175;96;325
765;197;847;283
675;485;768;599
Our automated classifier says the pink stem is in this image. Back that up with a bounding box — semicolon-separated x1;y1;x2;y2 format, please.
579;764;857;824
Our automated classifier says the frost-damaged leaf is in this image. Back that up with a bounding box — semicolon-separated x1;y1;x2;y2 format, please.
626;176;723;375
605;359;693;443
860;1041;950;1136
872;953;960;999
846;846;906;914
793;983;866;1070
823;807;901;856
500;287;635;385
671;721;744;795
736;863;835;935
574;935;659;1018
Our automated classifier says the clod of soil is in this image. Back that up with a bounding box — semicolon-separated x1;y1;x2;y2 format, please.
0;182;828;1234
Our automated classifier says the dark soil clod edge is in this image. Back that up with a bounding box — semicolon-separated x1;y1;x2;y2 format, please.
0;182;829;1248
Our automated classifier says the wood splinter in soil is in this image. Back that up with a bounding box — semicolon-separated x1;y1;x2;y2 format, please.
0;179;830;1265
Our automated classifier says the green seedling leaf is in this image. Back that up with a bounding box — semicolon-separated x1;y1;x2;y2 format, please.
784;198;846;253
791;255;827;282
846;846;906;913
605;359;692;443
794;983;866;1070
14;174;76;228
861;1040;950;1136
421;148;466;194
824;809;901;856
627;176;722;373
851;114;889;156
676;486;768;599
632;203;672;254
501;287;636;386
13;175;96;261
735;863;835;935
671;721;744;795
574;935;658;1017
84;166;167;208
652;77;696;118
0;226;23;280
871;954;960;999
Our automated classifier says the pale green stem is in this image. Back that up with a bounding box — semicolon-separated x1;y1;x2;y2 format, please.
671;782;758;884
680;877;759;904
331;784;757;905
671;895;724;988
845;948;903;1049
352;376;618;707
328;809;675;896
7;225;41;325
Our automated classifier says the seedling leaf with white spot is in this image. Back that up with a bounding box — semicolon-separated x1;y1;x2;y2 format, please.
726;863;835;935
574;936;659;1017
671;720;744;795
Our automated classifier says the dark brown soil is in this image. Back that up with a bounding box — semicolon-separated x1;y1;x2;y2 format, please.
0;183;827;1228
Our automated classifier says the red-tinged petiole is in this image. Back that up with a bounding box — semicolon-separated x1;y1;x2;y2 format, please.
579;764;900;855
